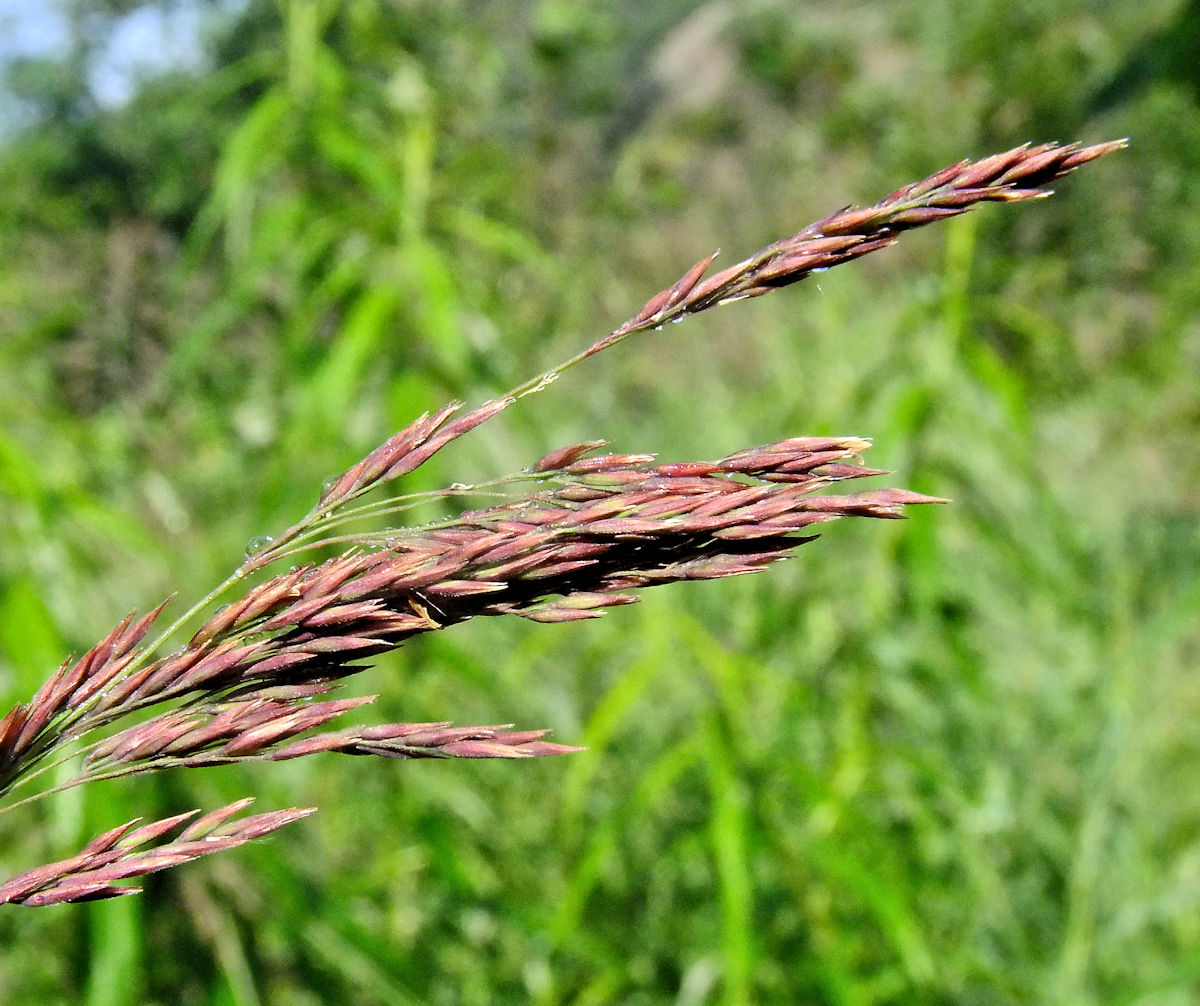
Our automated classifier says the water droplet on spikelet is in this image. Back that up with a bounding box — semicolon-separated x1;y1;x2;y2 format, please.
245;535;274;557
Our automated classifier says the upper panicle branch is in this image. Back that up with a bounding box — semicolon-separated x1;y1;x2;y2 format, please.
588;138;1127;357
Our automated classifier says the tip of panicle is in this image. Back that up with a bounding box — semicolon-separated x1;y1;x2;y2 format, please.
1061;137;1129;169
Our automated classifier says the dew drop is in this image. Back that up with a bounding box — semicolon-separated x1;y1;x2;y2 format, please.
245;534;275;557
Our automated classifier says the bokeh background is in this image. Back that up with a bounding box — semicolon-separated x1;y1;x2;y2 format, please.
0;1;1198;1003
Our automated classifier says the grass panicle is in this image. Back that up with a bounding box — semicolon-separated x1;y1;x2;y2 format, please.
0;139;1122;906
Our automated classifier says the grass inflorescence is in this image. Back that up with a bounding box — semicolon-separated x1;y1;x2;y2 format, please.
0;140;1122;906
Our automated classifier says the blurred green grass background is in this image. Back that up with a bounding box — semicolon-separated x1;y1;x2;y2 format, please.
1;1;1198;1003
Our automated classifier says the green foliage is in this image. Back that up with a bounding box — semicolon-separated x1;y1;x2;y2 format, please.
1;1;1198;1003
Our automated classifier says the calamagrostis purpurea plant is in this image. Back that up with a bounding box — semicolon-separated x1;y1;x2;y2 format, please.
0;139;1124;906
